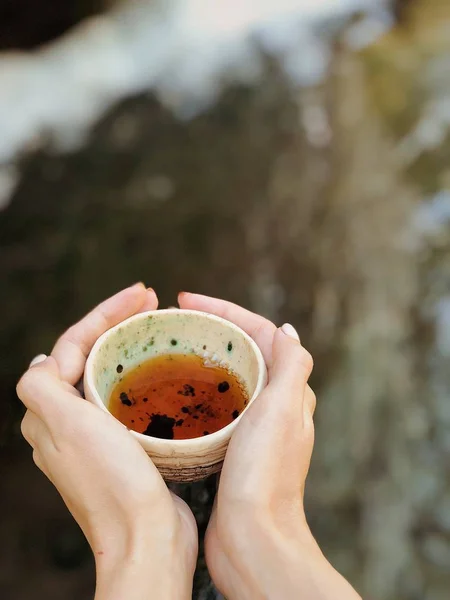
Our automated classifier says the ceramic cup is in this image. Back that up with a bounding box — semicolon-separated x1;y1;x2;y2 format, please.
83;309;267;482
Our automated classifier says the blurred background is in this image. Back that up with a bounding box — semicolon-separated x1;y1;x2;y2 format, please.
1;0;449;598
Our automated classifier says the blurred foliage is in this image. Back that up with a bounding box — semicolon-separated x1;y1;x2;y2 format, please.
0;0;106;50
1;1;450;599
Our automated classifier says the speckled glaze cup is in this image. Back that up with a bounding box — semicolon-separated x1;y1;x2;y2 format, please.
84;309;267;482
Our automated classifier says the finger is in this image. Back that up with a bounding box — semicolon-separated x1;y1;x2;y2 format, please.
178;292;276;365
52;283;148;385
136;287;159;313
17;356;70;422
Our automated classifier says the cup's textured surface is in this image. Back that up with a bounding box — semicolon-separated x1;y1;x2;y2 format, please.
84;309;267;482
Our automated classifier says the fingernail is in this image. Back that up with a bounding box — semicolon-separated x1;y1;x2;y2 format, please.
147;287;154;293
29;354;47;368
281;323;300;342
178;291;189;297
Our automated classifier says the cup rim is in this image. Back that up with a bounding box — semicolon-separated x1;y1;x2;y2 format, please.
84;308;267;452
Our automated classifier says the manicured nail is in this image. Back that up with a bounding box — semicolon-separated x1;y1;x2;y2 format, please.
281;323;300;342
131;282;145;289
29;354;47;368
147;287;154;292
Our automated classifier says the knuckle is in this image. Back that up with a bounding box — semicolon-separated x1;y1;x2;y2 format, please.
297;346;314;374
256;317;275;332
20;412;34;444
97;306;112;330
60;325;75;341
59;326;79;349
32;449;41;466
60;323;92;358
289;343;314;375
20;416;29;439
306;387;317;415
16;368;39;400
254;318;276;340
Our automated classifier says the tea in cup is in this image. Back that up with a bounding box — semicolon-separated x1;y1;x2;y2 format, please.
84;309;267;482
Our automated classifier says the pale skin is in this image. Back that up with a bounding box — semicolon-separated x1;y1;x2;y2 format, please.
17;283;361;600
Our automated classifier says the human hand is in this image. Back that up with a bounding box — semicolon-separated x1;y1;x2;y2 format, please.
179;292;361;600
17;284;198;600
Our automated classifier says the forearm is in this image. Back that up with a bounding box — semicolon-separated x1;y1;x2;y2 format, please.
227;555;362;600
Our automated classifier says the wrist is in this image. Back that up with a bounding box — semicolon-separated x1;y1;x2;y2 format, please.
95;554;193;600
93;524;194;600
271;535;362;600
222;514;361;600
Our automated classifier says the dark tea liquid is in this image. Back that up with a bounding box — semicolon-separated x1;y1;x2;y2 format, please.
109;354;249;439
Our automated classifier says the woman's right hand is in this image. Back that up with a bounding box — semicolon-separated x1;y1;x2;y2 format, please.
179;292;362;600
17;285;198;600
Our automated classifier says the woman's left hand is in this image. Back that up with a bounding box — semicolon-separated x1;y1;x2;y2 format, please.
17;284;198;600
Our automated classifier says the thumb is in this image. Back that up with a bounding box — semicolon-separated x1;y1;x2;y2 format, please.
266;324;314;428
221;325;314;498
